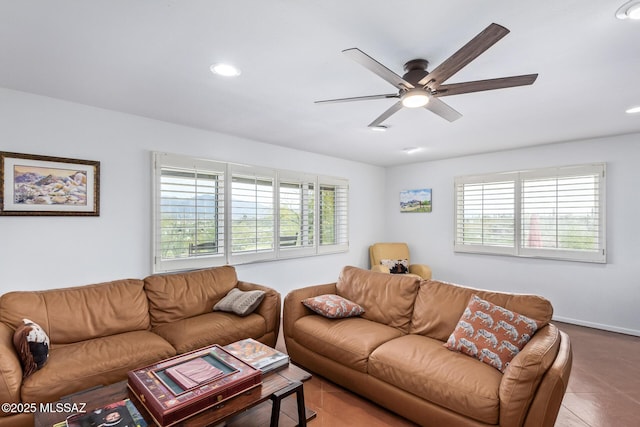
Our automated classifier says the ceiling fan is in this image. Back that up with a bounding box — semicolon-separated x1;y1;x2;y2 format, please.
315;23;538;127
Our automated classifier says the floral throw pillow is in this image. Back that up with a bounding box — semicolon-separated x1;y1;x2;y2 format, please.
380;259;409;274
444;295;540;372
302;294;365;319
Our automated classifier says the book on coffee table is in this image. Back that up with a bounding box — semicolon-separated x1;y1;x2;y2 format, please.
164;357;224;389
66;398;147;427
224;338;289;374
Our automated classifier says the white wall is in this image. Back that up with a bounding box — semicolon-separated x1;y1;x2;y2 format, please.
3;87;638;336
0;88;386;297
384;134;640;336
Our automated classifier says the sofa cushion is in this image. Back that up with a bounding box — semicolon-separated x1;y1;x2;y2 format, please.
293;316;404;373
336;266;420;333
144;266;238;327
213;288;265;316
151;311;267;354
410;280;553;341
0;279;150;344
20;330;175;404
302;294;364;318
368;334;502;425
13;319;49;377
444;295;539;372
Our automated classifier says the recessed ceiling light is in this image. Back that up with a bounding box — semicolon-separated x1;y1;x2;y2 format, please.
626;105;640;114
210;63;241;77
616;0;640;20
370;125;388;132
403;147;421;155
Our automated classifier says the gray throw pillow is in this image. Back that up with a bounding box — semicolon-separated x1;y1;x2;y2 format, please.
213;288;266;316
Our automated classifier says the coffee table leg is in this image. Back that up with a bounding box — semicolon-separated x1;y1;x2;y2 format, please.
295;381;306;427
269;380;306;427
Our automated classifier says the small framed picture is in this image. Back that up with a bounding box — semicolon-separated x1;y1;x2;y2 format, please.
0;152;100;216
400;188;432;213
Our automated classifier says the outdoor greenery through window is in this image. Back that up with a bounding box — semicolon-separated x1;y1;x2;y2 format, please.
153;152;348;272
454;164;606;263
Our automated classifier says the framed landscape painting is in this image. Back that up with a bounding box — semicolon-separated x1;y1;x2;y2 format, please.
400;188;432;213
0;152;100;216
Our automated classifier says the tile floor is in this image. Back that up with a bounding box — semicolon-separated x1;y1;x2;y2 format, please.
278;322;640;426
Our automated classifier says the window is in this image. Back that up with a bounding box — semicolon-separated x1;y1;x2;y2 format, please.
229;165;275;264
278;171;316;256
153;154;226;272
153;152;348;272
318;179;349;253
454;164;606;263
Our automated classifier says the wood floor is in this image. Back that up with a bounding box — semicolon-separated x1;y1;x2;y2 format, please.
278;322;640;427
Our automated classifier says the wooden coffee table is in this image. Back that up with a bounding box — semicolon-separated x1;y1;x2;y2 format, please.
34;364;314;427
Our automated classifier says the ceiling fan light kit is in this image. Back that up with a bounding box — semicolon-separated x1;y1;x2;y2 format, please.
316;23;538;128
616;0;640;19
401;89;430;108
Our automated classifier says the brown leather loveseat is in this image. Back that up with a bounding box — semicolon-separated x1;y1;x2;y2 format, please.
0;265;280;427
283;266;572;427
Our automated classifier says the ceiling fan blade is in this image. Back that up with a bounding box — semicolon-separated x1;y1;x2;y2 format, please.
424;97;462;122
368;101;404;127
434;74;538;97
343;48;414;90
315;94;399;104
418;23;510;87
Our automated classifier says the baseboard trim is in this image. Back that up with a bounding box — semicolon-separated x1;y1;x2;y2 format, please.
552;315;640;337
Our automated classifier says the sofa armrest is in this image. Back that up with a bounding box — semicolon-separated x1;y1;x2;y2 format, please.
237;281;281;336
523;329;572;427
283;283;337;340
499;324;563;427
409;264;432;280
0;323;23;410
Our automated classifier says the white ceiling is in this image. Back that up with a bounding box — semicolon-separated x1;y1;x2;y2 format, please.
1;0;639;167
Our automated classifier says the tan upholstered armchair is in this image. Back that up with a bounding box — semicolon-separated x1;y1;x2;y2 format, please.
369;242;432;280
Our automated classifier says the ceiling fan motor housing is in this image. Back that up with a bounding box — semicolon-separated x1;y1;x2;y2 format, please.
401;59;430;92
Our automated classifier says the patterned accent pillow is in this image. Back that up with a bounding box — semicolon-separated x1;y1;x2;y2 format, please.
13;318;50;377
380;258;409;274
213;288;265;316
302;294;365;319
444;295;539;372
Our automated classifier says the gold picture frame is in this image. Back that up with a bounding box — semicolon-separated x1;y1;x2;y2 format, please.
0;151;100;216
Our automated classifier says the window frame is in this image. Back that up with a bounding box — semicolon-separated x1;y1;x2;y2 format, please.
153;152;349;273
454;163;606;263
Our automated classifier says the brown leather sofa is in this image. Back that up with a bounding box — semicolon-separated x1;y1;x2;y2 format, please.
0;266;280;427
283;266;572;427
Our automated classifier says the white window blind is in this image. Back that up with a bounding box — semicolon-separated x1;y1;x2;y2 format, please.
454;164;606;263
229;165;276;264
153;153;226;272
455;177;516;255
278;171;316;257
153;152;349;273
519;165;605;262
318;177;349;254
